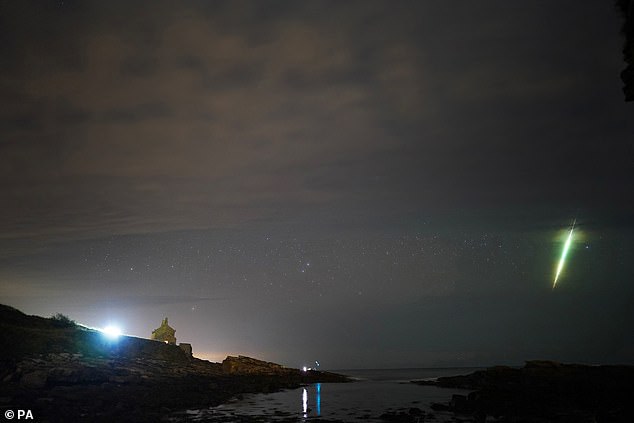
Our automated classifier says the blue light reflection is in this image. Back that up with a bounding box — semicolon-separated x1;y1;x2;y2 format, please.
316;383;321;416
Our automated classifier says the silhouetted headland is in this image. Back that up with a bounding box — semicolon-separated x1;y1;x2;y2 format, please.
415;360;634;422
0;304;348;422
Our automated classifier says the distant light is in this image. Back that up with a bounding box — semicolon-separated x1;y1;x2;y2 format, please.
102;325;122;339
302;366;308;372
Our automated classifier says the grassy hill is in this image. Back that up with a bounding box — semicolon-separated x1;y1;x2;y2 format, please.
0;304;190;362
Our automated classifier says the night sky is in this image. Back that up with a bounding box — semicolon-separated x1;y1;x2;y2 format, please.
1;1;633;369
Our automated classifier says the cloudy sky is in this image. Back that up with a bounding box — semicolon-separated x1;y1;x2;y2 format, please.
1;1;633;368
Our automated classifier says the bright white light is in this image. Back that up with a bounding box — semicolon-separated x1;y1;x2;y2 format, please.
102;325;122;339
302;366;308;372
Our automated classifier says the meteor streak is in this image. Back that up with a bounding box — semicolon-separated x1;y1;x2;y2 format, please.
553;219;575;288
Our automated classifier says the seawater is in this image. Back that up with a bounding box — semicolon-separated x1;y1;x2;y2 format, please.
175;367;482;422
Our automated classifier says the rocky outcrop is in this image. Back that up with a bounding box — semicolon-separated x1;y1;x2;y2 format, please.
222;355;290;375
1;352;348;422
178;343;192;357
1;348;227;422
417;360;634;422
220;355;350;383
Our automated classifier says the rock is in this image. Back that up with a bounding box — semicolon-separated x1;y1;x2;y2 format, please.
221;355;289;375
108;375;129;384
449;394;473;413
430;402;450;411
408;407;423;416
424;361;634;421
48;367;79;383
179;343;193;357
20;370;48;389
379;410;413;422
472;410;486;423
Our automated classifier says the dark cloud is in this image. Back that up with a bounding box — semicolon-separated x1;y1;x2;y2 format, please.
120;56;161;78
102;102;171;123
1;114;43;132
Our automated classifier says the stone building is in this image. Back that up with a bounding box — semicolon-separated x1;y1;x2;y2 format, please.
151;317;176;344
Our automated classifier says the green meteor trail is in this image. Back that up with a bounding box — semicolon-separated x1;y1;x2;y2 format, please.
553;219;575;288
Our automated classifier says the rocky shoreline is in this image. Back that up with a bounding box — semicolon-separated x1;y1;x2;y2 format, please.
415;360;634;422
0;304;348;422
5;304;633;423
1;352;346;422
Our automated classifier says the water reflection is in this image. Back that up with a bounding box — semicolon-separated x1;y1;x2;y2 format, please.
299;384;323;418
316;383;321;416
186;368;482;422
